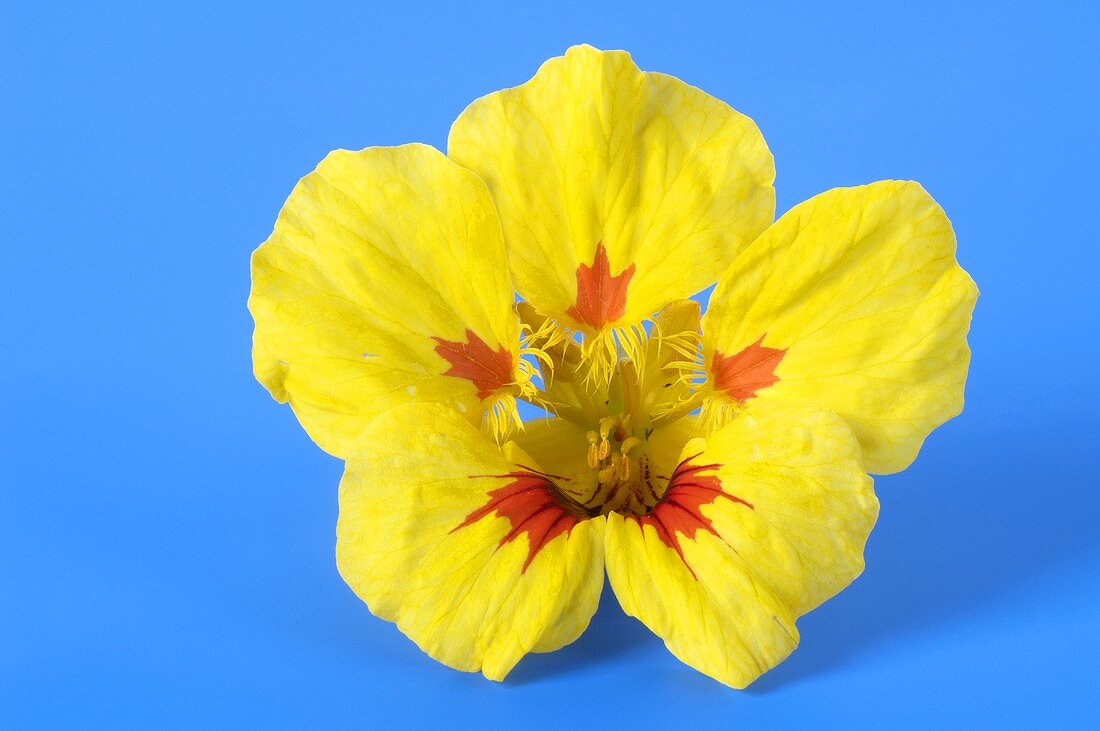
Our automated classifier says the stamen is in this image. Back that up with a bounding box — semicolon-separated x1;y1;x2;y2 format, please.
586;431;600;468
617;454;631;481
596;414;618;460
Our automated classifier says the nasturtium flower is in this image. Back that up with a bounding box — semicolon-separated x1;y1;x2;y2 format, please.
249;45;977;688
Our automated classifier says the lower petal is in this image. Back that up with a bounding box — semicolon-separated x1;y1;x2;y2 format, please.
605;401;877;688
337;403;605;680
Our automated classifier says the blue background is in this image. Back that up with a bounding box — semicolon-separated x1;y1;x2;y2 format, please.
3;2;1098;727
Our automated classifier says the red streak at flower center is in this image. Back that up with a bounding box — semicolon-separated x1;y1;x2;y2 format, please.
454;471;582;571
634;456;753;577
711;335;787;402
565;242;635;330
432;329;513;400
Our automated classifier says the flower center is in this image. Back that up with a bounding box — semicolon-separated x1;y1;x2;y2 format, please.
583;412;655;515
510;298;711;517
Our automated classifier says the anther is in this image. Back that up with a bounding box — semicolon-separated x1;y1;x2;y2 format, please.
597;438;611;461
586;431;600;468
618;456;631;481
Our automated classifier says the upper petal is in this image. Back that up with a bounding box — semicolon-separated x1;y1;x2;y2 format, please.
604;401;877;688
449;44;775;333
701;181;978;473
249;144;519;457
337;403;605;680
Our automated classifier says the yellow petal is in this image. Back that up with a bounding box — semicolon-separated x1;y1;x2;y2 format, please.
337;403;605;681
511;416;598;498
449;44;774;333
702;181;978;473
249;144;519;457
605;402;877;688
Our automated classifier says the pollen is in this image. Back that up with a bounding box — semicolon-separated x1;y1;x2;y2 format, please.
575;413;666;516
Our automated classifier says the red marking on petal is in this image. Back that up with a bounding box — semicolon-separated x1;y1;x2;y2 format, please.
432;329;513;400
634;456;752;578
565;242;635;330
454;471;582;572
711;335;787;401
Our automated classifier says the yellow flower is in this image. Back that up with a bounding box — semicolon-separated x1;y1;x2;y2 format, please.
248;45;977;688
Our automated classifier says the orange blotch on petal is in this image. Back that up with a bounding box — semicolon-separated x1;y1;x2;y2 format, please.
711;335;787;401
432;329;513;400
454;471;584;571
566;243;635;330
633;456;752;577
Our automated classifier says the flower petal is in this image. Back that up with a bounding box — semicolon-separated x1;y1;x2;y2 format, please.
702;181;978;473
511;416;598;496
249;144;519;457
605;402;877;688
449;45;774;332
337;403;605;680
